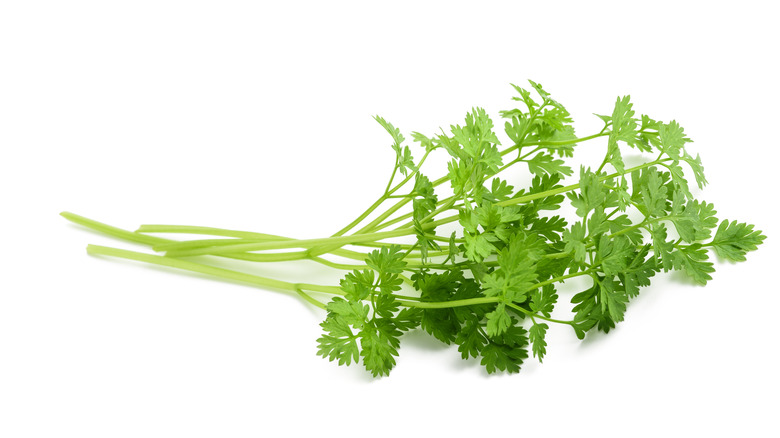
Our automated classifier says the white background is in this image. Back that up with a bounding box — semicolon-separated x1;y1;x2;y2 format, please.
1;1;778;437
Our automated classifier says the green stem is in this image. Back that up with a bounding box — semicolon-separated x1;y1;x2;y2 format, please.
495;158;670;208
502;131;609;157
506;302;573;326
86;245;343;297
136;224;286;240
367;130;613;234
294;288;328;310
332;194;389;238
137;224;373;261
397;296;497;309
380;158;670;238
164;227;419;257
62;212;170;246
529;131;609;147
337;150;433;238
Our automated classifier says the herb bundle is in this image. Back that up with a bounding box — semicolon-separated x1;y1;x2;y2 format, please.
63;81;765;377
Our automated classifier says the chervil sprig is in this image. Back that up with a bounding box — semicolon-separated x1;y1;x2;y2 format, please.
63;80;766;377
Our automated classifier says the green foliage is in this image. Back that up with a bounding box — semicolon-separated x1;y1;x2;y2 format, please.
710;220;766;262
65;79;765;378
671;245;715;285
313;81;763;376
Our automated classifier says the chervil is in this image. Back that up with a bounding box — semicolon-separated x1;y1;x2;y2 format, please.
63;80;765;377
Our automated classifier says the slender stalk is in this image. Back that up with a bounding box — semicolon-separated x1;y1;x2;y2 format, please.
164;228;419;257
334;150;433;238
506;302;573;325
86;245;343;297
397;296;497;309
331;193;388;238
138;224;374;261
137;224;287;240
62;212;169;246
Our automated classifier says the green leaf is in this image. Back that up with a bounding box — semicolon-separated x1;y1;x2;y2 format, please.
447;158;471;197
455;317;486;359
598;234;634;276
360;318;402;377
504;116;531;145
366;244;407;276
572;283;615;334
481;324;529;374
529;215;567;243
710;220;766;262
317;316;360;366
528;79;553;102
527;152;573;176
366;245;407;295
672;245;715;285
682;152;707;189
529;322;549;362
598;276;628;323
508;83;539;111
650;224;675;271
374;294;399;319
616;176;632;212
340;269;375;301
606;137;625;173
411;131;435;152
520;173;566;212
450;107;502;159
326;297;370;328
488;178;515;202
374;115;405;149
463;231;495;262
588;207;610;236
636;167;670;217
537;106;574;132
482;266;536;305
618;246;658;298
485;303;513;337
416;271;477;344
609;214;643;245
394;308;423;331
671;200;718;243
530;284;558;317
563;222;587;263
375;115;416;176
567;167;606;217
608;95;639;158
667;161;692;200
397;145;416;176
658;120;691;160
414;174;437;209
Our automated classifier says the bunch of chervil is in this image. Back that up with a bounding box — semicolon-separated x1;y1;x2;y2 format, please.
64;80;765;377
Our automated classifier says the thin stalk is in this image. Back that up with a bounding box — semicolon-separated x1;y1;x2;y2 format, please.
164;227;420;258
500;131;609;157
331;194;389;238
294;289;328;310
335;150;432;238
86;245;343;296
137;224;287;240
506;302;573;325
138;224;374;261
62;212;170;246
366;131;611;233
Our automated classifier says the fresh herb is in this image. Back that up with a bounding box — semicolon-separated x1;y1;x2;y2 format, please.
63;80;765;377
